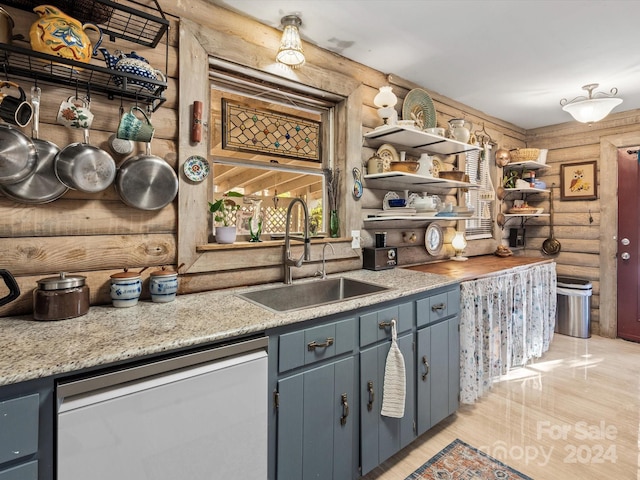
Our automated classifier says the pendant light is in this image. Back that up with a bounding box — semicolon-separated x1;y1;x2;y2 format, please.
276;15;305;68
560;84;622;123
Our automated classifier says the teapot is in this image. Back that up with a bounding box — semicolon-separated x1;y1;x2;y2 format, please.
29;5;102;63
99;48;166;92
448;118;473;143
411;193;440;212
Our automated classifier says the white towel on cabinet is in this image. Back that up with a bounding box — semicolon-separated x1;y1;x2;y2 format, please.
381;319;406;418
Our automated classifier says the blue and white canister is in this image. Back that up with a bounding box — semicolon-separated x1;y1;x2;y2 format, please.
110;269;142;308
149;267;179;303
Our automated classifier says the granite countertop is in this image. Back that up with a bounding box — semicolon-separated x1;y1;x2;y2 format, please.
0;268;457;387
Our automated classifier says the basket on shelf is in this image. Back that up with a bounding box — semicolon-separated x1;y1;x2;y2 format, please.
510;148;540;162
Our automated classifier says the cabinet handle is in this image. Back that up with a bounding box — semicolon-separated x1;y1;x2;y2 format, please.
378;318;396;329
422;355;430;381
431;303;446;312
367;381;375;411
340;393;349;425
307;337;334;351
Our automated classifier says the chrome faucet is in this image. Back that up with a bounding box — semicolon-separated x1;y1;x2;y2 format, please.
284;198;311;284
316;243;335;280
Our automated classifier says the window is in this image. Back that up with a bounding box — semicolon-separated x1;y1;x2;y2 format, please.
208;65;341;238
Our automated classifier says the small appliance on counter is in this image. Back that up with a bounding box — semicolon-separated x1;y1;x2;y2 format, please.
363;246;398;271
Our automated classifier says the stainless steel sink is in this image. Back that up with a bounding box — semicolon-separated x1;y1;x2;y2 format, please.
237;277;390;312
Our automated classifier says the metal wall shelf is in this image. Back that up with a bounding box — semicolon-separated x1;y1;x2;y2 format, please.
0;0;169;110
0;43;167;110
3;0;169;48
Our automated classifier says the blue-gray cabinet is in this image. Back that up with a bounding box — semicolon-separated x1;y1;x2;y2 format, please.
266;283;462;479
416;287;460;435
0;378;53;480
359;302;416;476
270;316;359;480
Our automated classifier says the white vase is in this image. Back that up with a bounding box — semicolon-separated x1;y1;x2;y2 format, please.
417;153;433;176
215;226;237;244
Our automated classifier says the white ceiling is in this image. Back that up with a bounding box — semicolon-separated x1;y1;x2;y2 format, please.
211;0;640;130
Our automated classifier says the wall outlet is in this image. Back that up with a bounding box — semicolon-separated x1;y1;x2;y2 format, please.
351;230;361;249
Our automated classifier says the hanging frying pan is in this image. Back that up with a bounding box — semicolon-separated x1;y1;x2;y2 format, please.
54;128;116;193
542;186;561;255
115;142;178;210
0;122;38;185
0;86;68;203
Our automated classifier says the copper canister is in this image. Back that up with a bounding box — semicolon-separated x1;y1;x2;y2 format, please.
33;272;90;321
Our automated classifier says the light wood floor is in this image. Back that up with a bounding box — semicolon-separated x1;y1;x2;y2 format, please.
364;334;640;479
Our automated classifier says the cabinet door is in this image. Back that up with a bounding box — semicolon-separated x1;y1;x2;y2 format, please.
360;333;415;476
416;316;459;436
276;356;355;480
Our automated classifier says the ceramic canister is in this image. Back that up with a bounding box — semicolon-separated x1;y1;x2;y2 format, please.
149;267;178;303
110;269;142;307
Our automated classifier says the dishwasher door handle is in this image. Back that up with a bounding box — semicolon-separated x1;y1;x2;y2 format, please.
57;336;268;401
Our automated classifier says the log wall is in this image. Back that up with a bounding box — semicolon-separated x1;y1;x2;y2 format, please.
0;0;634;336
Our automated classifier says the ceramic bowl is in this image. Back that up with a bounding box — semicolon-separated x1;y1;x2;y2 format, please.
388;198;407;208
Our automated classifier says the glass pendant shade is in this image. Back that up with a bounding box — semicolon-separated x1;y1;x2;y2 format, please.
373;86;398;108
560;84;623;123
276;16;305;68
562;97;623;123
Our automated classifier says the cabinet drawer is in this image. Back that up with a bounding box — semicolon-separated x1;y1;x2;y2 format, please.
0;394;39;465
0;460;38;480
417;288;460;327
279;318;355;372
360;302;413;347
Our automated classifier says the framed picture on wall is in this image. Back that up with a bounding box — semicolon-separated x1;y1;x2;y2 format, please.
560;160;598;200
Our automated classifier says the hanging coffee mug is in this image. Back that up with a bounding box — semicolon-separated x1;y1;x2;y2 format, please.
117;106;154;142
56;96;94;129
0;81;33;127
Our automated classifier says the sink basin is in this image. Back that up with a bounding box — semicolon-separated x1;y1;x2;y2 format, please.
238;277;390;312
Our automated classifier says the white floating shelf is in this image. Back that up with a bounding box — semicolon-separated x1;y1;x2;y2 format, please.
505;161;550;171
364;171;479;190
363;125;481;155
504;187;550;193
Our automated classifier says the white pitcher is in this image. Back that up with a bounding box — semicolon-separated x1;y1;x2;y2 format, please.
417;153;433;176
448;119;472;143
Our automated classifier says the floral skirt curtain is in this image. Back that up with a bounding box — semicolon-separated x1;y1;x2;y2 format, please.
459;262;557;404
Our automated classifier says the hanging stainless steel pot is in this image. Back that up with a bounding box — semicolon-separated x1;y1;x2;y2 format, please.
0;123;38;184
0;86;68;203
54;128;116;193
0;7;15;45
115;142;178;210
0;269;20;307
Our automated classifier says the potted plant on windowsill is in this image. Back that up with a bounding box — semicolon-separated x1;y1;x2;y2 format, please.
208;191;243;244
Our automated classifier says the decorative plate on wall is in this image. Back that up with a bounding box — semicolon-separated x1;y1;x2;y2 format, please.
402;88;437;130
425;222;443;256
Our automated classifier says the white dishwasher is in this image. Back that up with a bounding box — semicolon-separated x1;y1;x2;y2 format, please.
57;337;268;480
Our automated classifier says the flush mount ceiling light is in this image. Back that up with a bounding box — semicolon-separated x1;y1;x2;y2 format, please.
276;15;305;68
560;83;623;123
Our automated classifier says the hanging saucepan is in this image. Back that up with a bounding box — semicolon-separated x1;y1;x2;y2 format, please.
542;187;561;255
0;86;68;203
0;123;38;185
115;142;178;210
54;128;116;193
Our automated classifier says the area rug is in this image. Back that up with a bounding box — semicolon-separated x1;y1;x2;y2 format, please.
405;439;533;479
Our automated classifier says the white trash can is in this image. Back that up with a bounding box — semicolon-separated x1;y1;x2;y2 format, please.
555;276;592;338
